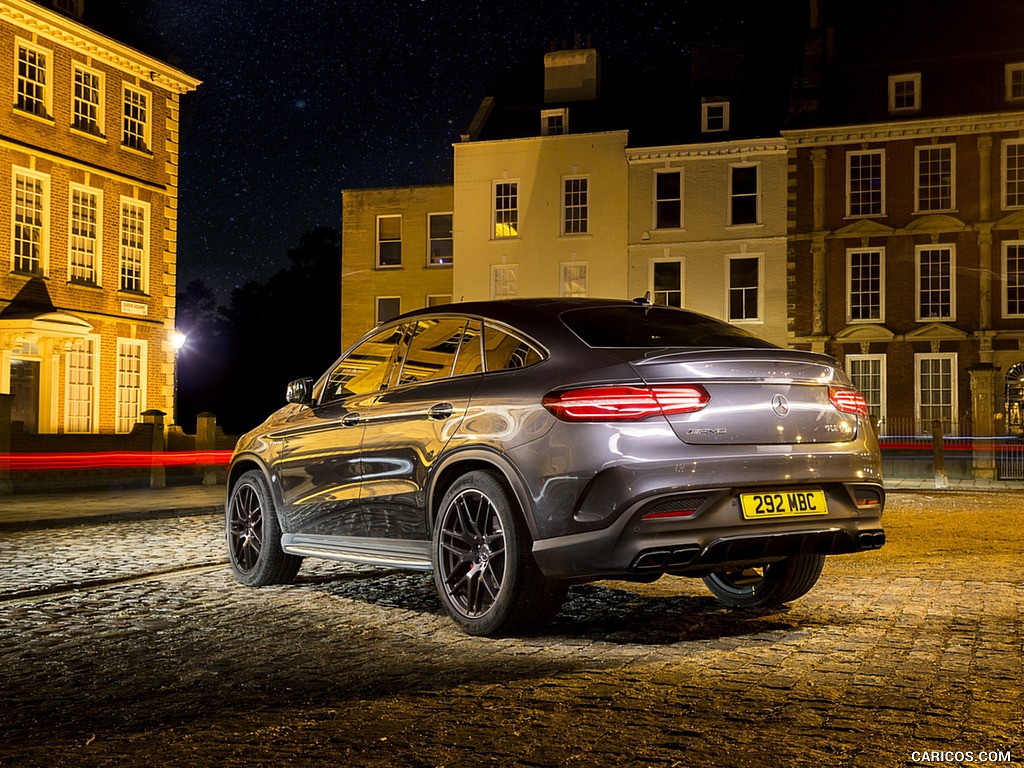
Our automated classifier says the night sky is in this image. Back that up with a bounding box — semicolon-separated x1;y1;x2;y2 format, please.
85;1;787;300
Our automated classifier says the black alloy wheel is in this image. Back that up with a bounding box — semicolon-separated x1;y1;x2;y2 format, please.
432;470;566;636
226;469;302;586
702;553;826;608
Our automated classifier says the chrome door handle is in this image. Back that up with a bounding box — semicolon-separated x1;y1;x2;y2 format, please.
341;412;361;427
428;402;455;420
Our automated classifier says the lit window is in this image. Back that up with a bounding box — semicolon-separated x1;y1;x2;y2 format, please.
1006;63;1024;102
916;245;955;321
728;255;760;322
1004;241;1024;318
889;73;921;112
377;215;402;267
120;199;148;294
491;264;517;299
541;108;568;136
72;64;104;136
561;262;588;297
494;182;518;238
122;86;150;152
848;249;884;322
66;337;97;433
916;145;954;212
563;177;588;235
730;165;760;226
116;339;146;433
654;171;682;229
847;150;885;217
916;353;957;434
427;212;452;265
651;259;682;307
12;169;47;276
70;186;101;285
1004;139;1024;209
702;101;729;132
16;41;50;118
846;355;886;431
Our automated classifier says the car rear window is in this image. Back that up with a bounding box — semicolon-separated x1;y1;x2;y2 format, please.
560;305;778;349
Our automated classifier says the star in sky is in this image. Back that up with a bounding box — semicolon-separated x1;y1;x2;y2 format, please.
86;0;782;300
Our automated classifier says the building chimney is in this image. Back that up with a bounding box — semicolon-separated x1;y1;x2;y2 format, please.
543;47;600;103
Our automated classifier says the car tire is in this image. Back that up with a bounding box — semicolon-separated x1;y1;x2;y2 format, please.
227;469;302;587
702;553;826;608
432;470;567;637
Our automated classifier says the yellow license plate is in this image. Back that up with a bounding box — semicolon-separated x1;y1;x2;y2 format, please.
740;490;828;519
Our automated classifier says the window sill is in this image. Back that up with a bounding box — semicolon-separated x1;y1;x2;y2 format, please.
68;279;102;290
13;106;54;126
71;125;107;143
120;143;153;158
726;222;766;230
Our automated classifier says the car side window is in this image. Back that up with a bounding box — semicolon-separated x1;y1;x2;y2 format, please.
320;325;404;403
482;322;544;371
451;320;484;376
394;317;467;386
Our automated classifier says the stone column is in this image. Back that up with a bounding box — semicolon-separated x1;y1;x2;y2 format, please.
143;409;167;489
969;364;999;480
196;411;219;486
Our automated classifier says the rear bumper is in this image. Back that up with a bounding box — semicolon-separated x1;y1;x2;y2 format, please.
531;481;885;580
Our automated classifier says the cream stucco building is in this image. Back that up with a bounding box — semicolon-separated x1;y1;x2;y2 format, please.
452;129;629;302
627;139;790;346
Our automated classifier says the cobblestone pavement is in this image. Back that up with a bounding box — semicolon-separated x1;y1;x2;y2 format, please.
0;492;1021;768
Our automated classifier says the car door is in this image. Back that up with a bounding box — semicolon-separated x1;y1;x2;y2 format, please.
271;324;404;536
357;316;483;540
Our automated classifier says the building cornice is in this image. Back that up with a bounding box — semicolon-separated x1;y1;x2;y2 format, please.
2;0;201;94
453;129;630;151
783;112;1024;147
627;137;787;162
0;135;168;194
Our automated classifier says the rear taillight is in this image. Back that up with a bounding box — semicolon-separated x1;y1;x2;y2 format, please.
542;384;710;422
829;386;869;417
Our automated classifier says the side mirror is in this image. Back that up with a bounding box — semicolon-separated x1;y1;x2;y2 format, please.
286;377;315;405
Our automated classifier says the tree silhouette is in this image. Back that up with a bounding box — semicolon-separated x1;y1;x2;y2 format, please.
176;227;341;434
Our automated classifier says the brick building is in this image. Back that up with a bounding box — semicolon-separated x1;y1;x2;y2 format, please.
0;0;199;434
784;2;1024;462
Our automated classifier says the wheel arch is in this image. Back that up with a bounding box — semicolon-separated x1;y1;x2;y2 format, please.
428;448;540;539
227;454;282;513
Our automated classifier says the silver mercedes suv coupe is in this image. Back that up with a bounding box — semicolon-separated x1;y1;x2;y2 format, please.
226;298;885;636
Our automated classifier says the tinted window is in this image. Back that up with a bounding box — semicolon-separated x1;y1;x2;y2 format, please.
394;318;466;386
483;322;545;370
321;326;404;402
560;306;777;349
